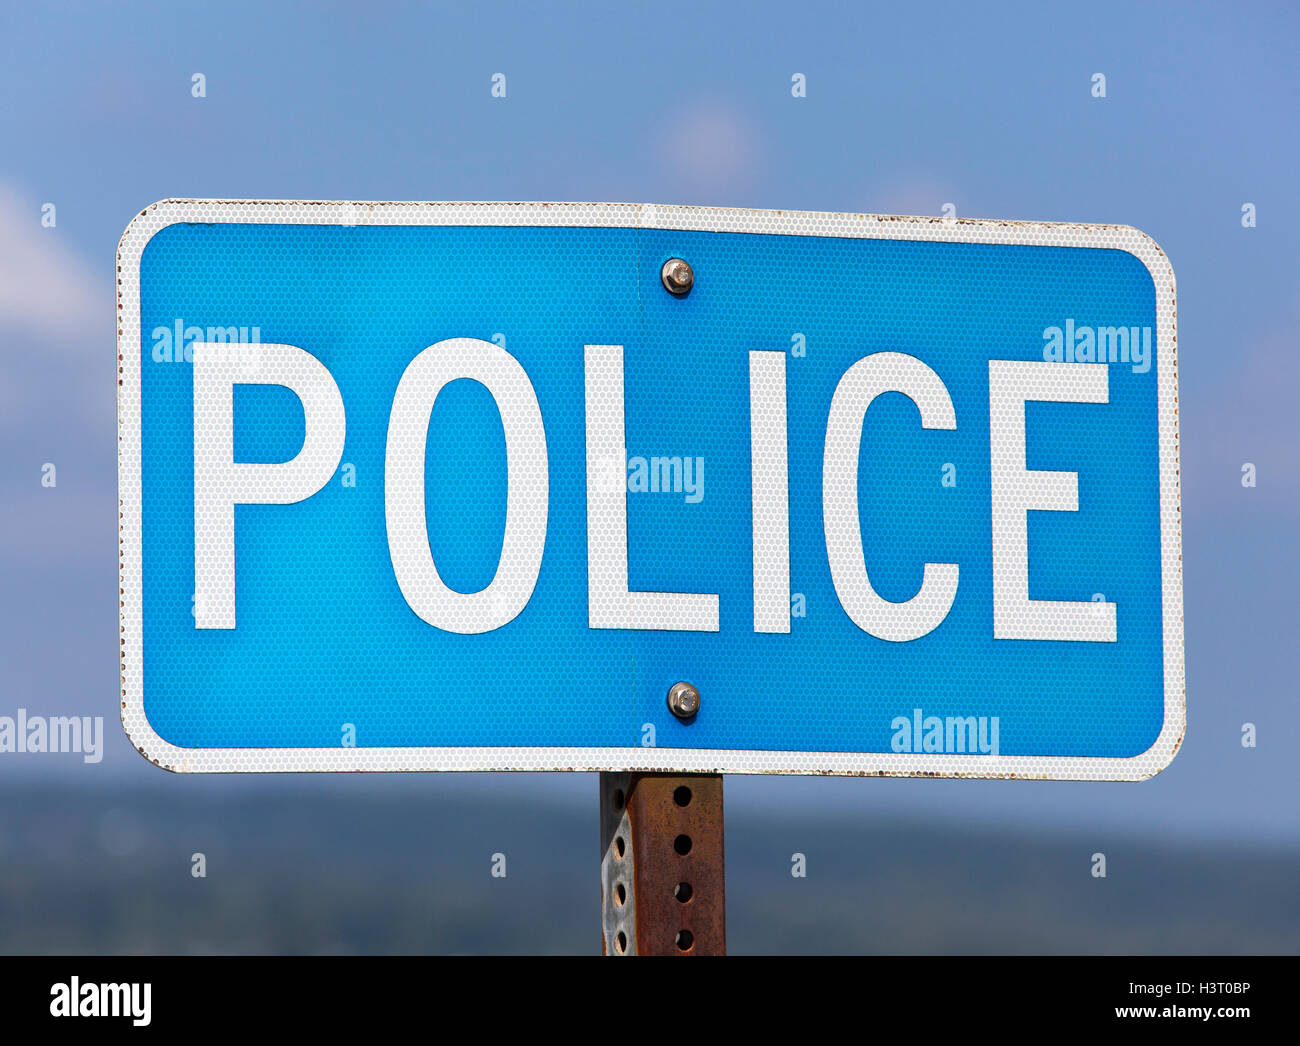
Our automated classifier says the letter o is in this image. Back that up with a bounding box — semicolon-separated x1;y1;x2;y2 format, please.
385;338;548;633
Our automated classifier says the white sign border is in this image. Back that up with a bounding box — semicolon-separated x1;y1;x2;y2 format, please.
118;200;1183;779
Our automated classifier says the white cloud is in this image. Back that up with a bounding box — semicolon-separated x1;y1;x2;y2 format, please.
0;185;102;341
656;103;761;201
0;183;111;433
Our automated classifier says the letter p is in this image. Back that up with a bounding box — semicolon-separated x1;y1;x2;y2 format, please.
193;342;345;629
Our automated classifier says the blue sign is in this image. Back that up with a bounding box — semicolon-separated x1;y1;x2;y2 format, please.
117;201;1183;778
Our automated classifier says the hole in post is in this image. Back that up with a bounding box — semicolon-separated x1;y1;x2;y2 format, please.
673;834;692;856
615;835;626;858
675;929;694;951
673;786;692;807
616;883;626;907
616;931;627;954
674;882;693;903
613;788;625;810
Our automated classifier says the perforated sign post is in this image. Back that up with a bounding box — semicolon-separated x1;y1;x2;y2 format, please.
118;200;1183;954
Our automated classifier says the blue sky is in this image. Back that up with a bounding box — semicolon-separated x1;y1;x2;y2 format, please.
0;0;1296;843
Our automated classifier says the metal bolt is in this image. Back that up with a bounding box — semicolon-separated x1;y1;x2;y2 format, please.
661;258;694;296
667;681;700;720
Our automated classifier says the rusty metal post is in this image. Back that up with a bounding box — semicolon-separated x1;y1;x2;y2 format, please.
600;772;726;955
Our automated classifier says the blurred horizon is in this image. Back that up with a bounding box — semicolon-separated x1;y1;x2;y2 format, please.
3;780;1297;954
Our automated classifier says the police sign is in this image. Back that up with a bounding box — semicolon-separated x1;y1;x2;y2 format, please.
117;201;1183;778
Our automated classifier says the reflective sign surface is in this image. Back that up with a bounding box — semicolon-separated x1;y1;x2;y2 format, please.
118;201;1182;777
